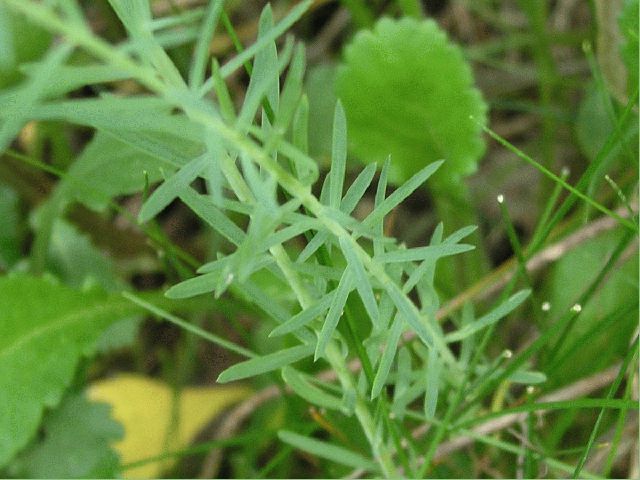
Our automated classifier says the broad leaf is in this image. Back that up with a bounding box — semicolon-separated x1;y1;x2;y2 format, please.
60;131;176;211
0;275;140;467
9;393;123;479
336;17;487;186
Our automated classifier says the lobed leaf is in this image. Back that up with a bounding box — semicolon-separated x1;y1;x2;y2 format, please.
0;275;139;467
336;17;487;186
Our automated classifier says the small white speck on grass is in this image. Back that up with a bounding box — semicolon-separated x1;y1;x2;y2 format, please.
571;304;582;313
502;349;513;359
400;439;409;449
541;301;551;312
497;194;504;204
389;412;396;420
561;166;570;177
526;385;535;395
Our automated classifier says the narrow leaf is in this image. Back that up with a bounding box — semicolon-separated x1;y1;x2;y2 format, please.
218;344;314;383
341;163;377;214
139;154;210;223
339;236;379;326
445;289;531;342
281;367;344;411
329;101;347;209
361;160;444;232
424;348;441;419
371;315;404;399
315;269;354;360
278;430;378;471
376;243;474;264
270;292;334;337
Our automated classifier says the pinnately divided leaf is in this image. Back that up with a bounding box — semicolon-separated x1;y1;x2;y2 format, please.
0;275;139;467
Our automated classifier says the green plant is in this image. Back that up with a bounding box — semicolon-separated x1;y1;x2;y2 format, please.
0;1;637;478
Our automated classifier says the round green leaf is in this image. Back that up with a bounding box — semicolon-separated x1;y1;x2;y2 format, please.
336;17;487;186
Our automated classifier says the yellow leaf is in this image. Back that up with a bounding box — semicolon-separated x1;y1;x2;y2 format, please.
87;374;251;478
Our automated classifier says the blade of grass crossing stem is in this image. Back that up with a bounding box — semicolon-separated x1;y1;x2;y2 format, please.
315;269;354;360
278;430;378;471
338;236;379;327
455;398;638;429
188;0;224;89
217;343;314;383
371;314;404;399
122;292;255;358
138;154;210;222
445;290;531;342
329;101;347;209
573;337;639;478
477;121;638;233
